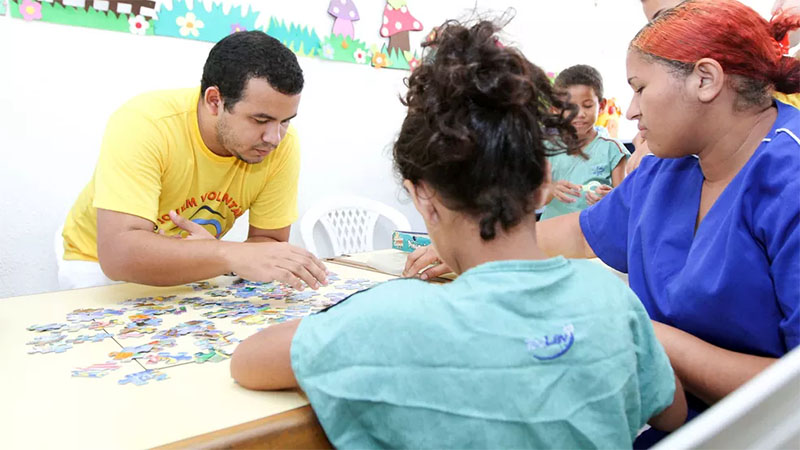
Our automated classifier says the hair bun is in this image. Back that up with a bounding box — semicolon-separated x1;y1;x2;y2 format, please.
394;19;580;241
425;21;534;110
773;55;800;94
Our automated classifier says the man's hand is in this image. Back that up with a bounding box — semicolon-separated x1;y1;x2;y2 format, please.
552;180;582;203
226;242;329;291
402;245;452;280
585;184;612;205
160;210;216;240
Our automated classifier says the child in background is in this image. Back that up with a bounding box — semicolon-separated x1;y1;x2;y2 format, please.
230;20;685;449
541;65;630;220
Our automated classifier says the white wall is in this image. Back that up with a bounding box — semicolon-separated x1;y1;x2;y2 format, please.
0;0;774;297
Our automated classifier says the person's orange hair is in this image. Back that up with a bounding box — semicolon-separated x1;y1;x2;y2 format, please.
631;0;800;94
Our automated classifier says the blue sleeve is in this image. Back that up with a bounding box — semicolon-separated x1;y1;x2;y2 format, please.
757;176;800;350
579;158;644;273
630;296;677;424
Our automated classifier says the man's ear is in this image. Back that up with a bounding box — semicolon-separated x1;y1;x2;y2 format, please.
599;97;608;112
403;180;439;226
203;87;223;115
690;58;724;103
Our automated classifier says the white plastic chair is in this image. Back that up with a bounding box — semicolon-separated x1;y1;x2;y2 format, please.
301;195;411;256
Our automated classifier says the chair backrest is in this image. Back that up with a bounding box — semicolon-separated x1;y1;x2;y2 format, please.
301;195;411;256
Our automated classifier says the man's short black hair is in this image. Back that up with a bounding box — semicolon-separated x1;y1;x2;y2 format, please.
554;64;604;100
201;31;304;111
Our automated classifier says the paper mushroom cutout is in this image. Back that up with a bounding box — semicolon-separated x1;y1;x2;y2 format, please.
380;0;423;52
328;0;360;39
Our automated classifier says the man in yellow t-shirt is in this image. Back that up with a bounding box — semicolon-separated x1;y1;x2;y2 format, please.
60;31;328;290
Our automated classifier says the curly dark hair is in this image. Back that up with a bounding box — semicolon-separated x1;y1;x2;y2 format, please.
200;31;304;111
393;20;580;241
554;64;604;103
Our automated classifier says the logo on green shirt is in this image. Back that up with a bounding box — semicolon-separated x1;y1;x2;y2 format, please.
525;324;575;361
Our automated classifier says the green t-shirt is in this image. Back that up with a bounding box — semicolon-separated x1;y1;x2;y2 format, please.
542;134;630;220
291;258;675;449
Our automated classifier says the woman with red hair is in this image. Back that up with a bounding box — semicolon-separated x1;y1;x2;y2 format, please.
406;0;799;440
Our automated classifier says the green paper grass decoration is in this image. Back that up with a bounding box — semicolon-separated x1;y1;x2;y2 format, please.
266;17;321;57
382;45;409;70
10;0;154;35
320;34;370;64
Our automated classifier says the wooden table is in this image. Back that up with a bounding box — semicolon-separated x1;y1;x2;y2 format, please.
0;262;395;449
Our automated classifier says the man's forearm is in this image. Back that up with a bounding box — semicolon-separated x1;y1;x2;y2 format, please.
99;229;236;285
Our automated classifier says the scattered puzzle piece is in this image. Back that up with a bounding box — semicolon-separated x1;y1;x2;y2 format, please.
233;314;267;325
144;351;193;365
109;344;154;362
66;332;113;345
194;349;231;364
28;343;73;354
67;308;126;322
72;362;122;378
88;319;123;330
26;332;66;346
27;323;67;333
118;369;168;386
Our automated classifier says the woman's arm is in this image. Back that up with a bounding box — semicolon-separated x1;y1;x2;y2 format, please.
651;321;777;405
537;212;596;259
230;319;302;390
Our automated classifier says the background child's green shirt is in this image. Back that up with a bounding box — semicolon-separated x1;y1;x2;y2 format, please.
542;135;629;220
291;258;675;449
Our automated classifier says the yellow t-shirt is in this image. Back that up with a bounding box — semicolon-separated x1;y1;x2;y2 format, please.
775;92;800;108
63;88;300;262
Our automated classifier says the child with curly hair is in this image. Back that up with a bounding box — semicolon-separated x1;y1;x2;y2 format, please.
231;19;685;448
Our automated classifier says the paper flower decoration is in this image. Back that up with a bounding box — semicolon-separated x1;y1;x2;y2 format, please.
128;15;149;35
322;43;335;59
177;12;204;38
372;51;389;68
19;0;42;21
353;48;368;64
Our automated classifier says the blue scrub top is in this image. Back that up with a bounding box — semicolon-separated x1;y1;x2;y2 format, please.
580;101;800;358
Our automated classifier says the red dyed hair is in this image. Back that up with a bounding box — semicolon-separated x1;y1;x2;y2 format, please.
631;0;800;94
